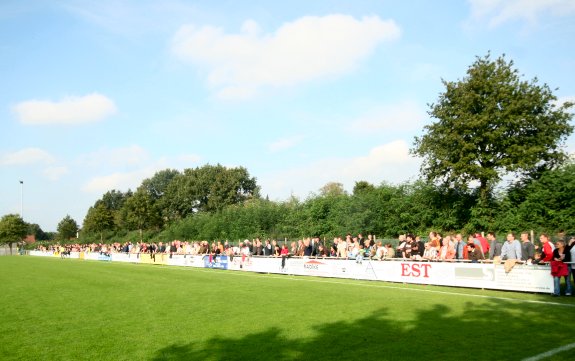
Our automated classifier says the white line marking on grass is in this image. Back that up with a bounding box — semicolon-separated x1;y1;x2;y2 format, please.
184;268;575;308
522;342;575;361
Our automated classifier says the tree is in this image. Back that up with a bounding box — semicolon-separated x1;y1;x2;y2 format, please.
82;203;115;241
319;182;346;197
412;53;574;205
0;214;27;254
353;181;375;195
141;169;180;201
513;162;575;233
57;215;79;240
162;164;260;220
121;189;162;241
101;189;131;211
28;223;49;241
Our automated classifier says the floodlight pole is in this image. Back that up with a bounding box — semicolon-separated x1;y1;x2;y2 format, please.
19;180;24;219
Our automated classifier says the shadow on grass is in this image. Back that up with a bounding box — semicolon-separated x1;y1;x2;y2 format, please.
151;299;573;361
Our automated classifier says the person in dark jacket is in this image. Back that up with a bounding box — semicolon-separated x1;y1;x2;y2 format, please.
467;243;484;263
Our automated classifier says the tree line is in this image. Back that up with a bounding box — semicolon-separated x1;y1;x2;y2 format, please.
75;161;575;245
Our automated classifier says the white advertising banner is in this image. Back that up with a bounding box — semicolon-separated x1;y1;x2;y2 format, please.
226;257;553;293
29;252;554;293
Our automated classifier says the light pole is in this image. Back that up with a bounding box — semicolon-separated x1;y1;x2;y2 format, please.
19;180;23;219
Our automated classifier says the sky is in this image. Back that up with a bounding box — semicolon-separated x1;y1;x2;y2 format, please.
1;0;574;232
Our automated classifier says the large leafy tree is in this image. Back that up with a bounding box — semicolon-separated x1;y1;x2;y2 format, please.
0;214;28;254
82;203;115;241
141;169;180;201
163;164;259;220
28;223;50;241
101;189;131;211
412;53;573;204
120;189;162;241
57;215;79;240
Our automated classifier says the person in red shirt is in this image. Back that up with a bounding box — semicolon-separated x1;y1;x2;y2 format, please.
280;244;290;269
540;234;555;263
475;233;490;254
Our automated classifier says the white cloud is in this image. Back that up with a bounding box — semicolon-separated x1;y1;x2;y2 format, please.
410;63;444;82
468;0;575;27
77;145;149;168
259;139;421;199
348;101;426;134
82;168;155;193
43;166;69;181
61;0;200;35
268;135;306;152
171;14;401;98
177;154;202;164
0;148;55;166
12;93;117;125
81;151;202;193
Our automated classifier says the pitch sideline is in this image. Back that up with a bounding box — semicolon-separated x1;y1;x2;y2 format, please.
521;342;575;361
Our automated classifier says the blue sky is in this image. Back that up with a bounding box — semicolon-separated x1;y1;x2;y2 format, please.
1;0;574;232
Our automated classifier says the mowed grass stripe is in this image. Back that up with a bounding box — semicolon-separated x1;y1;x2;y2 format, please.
1;256;574;361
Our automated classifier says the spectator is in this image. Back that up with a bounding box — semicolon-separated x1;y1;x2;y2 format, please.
263;239;272;256
337;237;347;258
520;232;535;263
385;243;395;259
347;242;359;260
467;244;484;263
396;235;407;258
407;234;418;259
428;232;441;252
463;235;483;259
280;244;289;269
317;244;328;258
551;239;573;296
367;234;375;247
290;241;297;255
254;239;263;256
454;234;465;260
330;238;337;256
373;241;386;260
532;251;543;265
303;238;313;257
475;233;490;255
355;244;365;263
310;237;320;256
500;233;522;260
539;234;555;263
422;243;438;260
438;236;455;261
296;240;305;257
415;236;425;258
487;232;502;260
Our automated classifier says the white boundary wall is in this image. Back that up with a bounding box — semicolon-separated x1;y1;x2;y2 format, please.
30;251;554;293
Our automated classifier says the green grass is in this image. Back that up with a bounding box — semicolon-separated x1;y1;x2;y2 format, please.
1;256;574;361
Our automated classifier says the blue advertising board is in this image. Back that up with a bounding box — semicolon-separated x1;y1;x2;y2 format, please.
203;255;228;269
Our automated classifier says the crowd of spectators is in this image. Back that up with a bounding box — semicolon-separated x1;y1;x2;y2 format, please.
33;231;573;265
33;231;574;296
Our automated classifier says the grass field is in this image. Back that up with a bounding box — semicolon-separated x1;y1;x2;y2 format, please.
1;256;574;361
